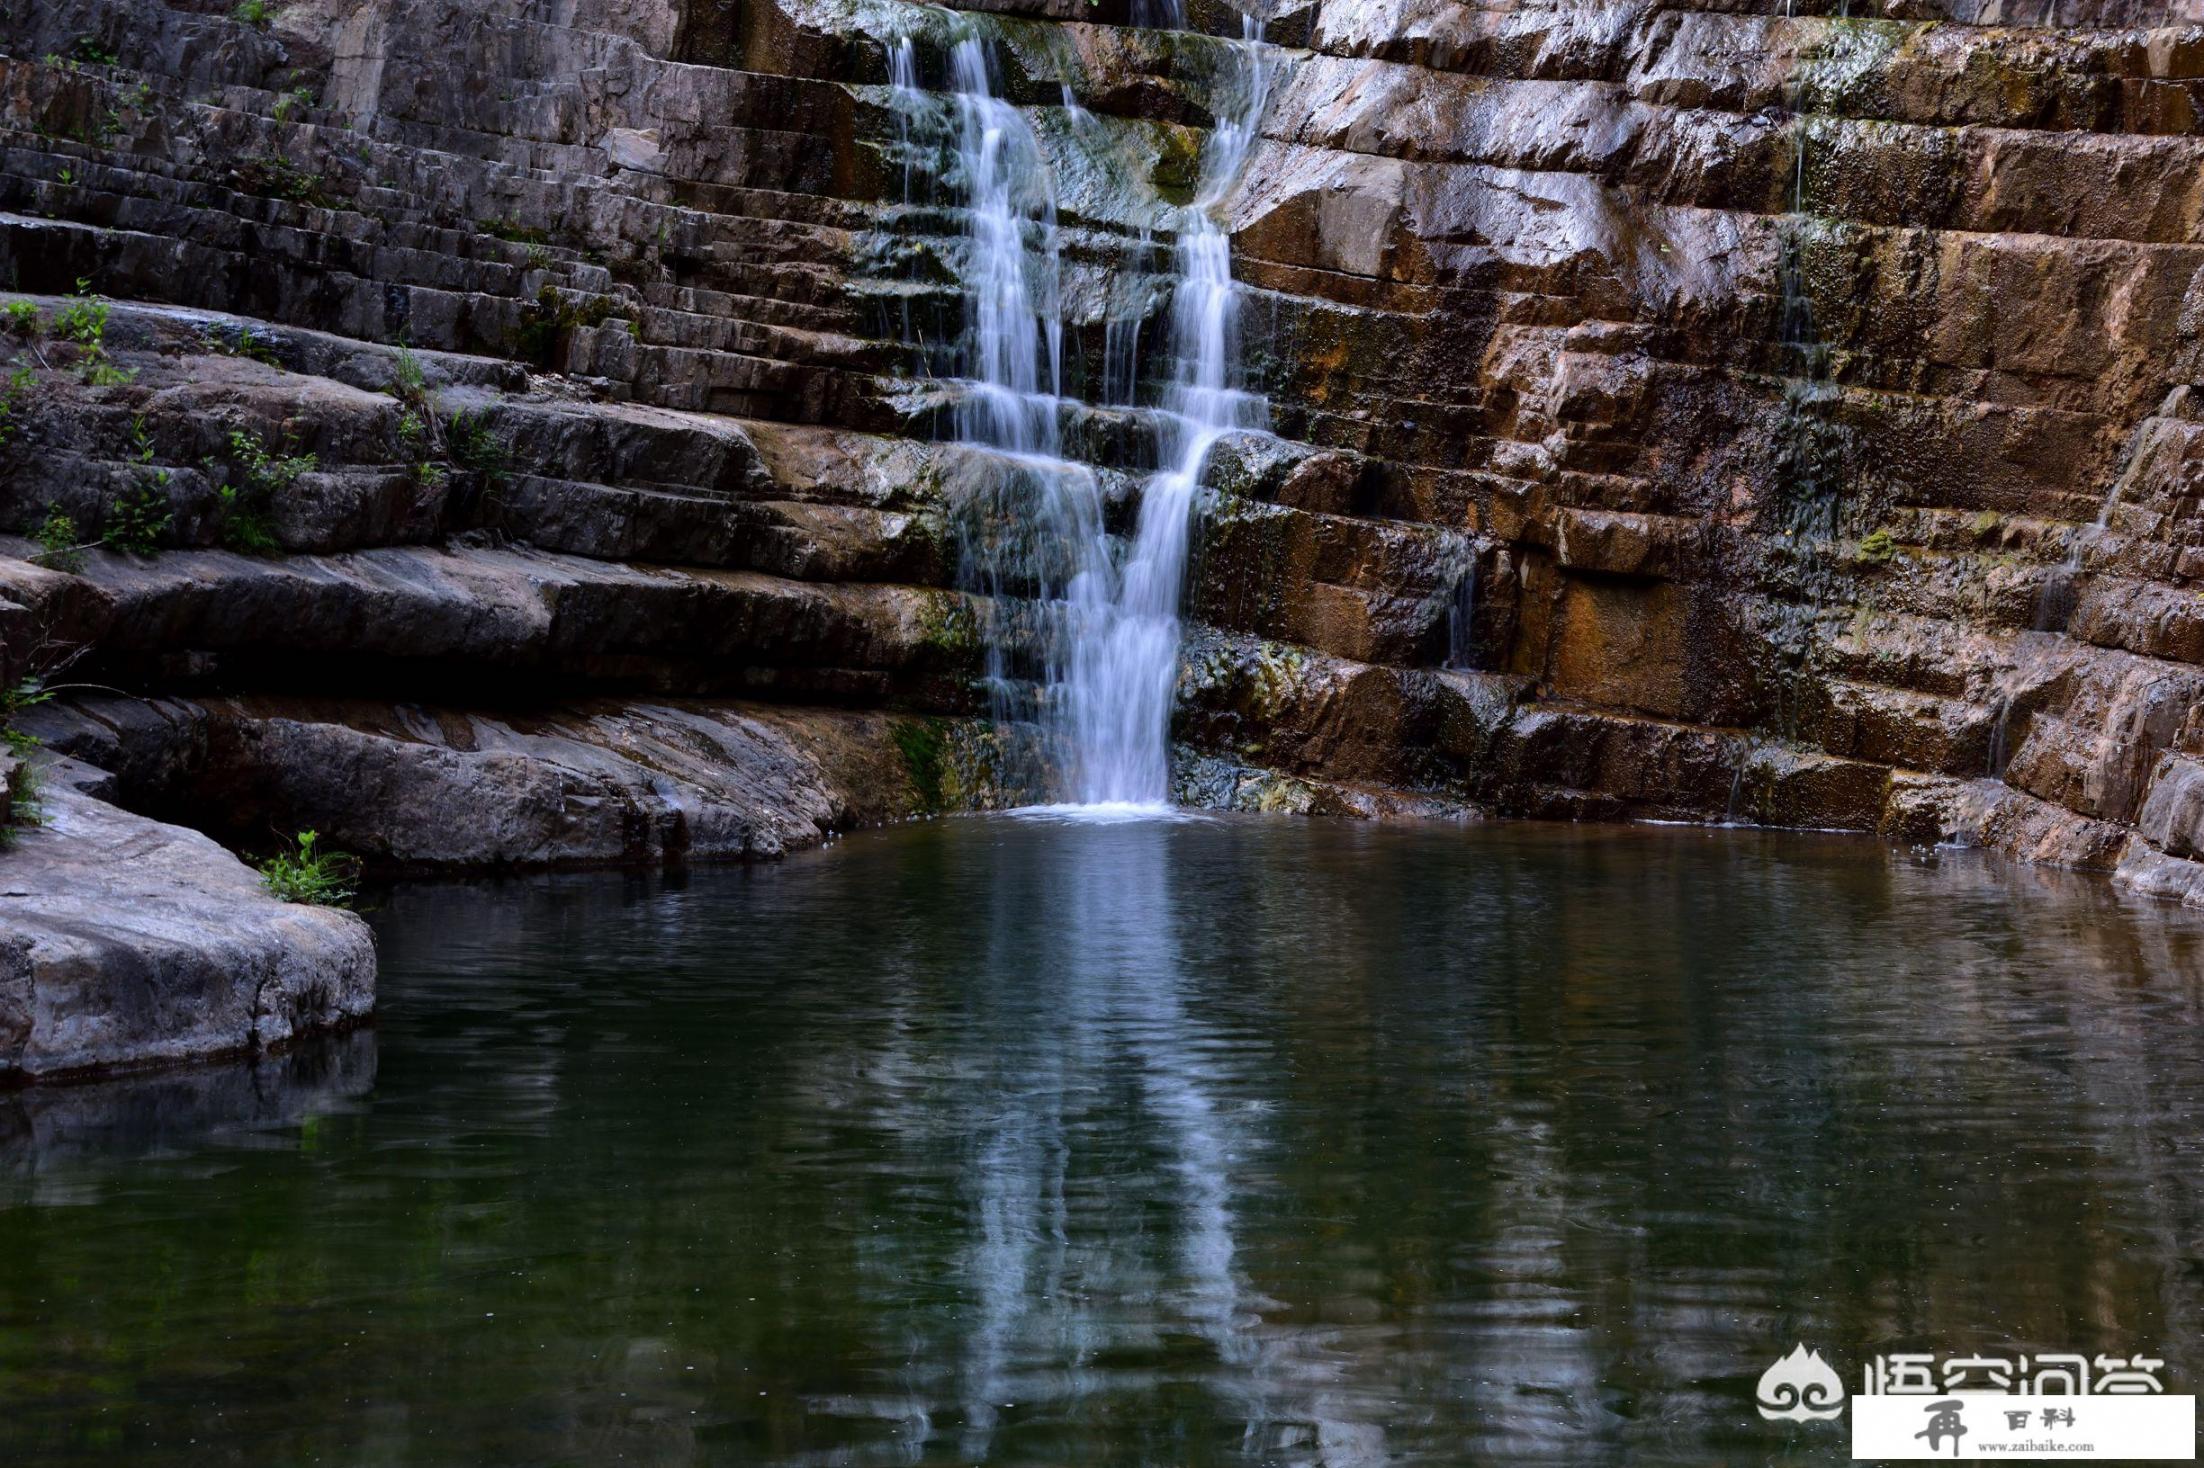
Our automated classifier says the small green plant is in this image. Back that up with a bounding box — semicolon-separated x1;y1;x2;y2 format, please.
257;829;360;906
512;283;617;368
271;86;314;123
203;425;311;553
477;214;552;247
225;425;316;495
97;420;174;554
103;482;170;555
56;280;135;386
1855;528;1898;566
202;321;282;364
2;300;42;336
446;410;508;482
390;342;429;404
231;0;274;28
388;407;446;488
83;356;137;387
0;673;66;842
30;505;87;572
71;36;117;66
216;484;280;553
230;153;330;206
0;361;33;445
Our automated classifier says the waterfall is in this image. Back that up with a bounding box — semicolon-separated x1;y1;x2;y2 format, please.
890;9;1273;813
1064;15;1271;809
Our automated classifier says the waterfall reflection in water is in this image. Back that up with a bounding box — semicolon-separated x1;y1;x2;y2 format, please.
5;819;2204;1465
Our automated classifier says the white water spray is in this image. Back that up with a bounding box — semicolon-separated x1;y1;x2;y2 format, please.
1064;16;1271;808
890;11;1273;812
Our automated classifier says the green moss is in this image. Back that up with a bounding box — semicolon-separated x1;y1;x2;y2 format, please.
892;718;947;812
513;284;619;370
230;153;332;207
918;591;981;661
1146;125;1203;207
1854;527;1897;565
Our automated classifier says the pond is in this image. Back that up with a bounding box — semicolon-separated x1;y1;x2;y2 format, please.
4;815;2202;1464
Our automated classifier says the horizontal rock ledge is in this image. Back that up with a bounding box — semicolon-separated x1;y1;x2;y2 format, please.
1;764;376;1084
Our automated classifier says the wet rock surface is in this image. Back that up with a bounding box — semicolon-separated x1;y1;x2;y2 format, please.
0;767;375;1081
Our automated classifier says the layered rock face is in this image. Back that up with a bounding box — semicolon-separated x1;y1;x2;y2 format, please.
0;0;2202;914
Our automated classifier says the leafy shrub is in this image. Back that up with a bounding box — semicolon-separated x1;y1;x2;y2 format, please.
1;301;41;337
103;483;170;555
231;0;273;28
226;426;316;495
30;505;86;572
53;280;107;347
258;829;360;906
204;425;312;554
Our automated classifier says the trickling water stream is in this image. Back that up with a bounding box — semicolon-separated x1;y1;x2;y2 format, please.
889;7;1273;810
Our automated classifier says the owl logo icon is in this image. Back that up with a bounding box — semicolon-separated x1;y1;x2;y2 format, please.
1757;1344;1846;1421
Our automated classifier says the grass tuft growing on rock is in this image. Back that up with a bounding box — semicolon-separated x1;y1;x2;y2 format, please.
258;829;361;906
447;411;509;484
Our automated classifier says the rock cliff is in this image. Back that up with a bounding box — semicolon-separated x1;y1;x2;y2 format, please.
1;0;2202;1001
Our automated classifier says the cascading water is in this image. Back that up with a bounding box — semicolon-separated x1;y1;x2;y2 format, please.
888;26;1113;783
890;8;1274;812
1063;15;1271;808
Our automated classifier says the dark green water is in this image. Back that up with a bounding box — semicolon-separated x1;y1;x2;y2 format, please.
4;816;2203;1465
